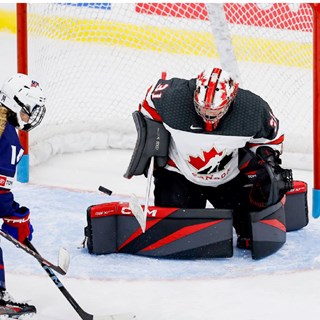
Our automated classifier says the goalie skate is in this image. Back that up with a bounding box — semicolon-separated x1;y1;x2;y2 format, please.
0;291;36;319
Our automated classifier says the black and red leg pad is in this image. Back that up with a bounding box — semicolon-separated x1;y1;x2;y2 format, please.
85;202;233;259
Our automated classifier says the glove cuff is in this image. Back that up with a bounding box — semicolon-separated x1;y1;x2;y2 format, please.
3;213;30;225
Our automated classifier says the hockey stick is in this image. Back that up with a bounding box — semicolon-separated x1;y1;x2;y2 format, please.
0;229;69;275
129;193;147;232
99;157;154;234
99;185;147;233
99;185;146;233
143;156;154;217
25;239;135;320
128;156;154;233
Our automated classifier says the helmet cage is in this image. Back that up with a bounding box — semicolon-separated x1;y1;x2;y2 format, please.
194;68;238;125
13;95;46;131
0;73;46;131
194;96;232;123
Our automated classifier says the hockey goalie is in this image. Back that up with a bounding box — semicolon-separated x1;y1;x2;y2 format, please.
85;67;308;260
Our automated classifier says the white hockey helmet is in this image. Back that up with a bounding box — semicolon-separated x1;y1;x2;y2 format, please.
0;73;46;131
194;67;238;129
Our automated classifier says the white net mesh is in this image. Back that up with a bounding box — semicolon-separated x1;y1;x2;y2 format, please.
26;3;313;168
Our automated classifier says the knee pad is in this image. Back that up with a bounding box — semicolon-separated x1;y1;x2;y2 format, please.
249;180;308;260
284;180;308;231
250;201;286;260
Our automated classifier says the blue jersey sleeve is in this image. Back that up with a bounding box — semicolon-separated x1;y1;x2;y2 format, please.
0;191;20;218
0;123;23;189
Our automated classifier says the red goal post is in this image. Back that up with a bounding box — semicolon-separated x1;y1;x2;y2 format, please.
16;3;28;183
312;4;320;218
15;3;320;217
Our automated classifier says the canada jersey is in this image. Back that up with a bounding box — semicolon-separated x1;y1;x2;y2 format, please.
140;78;283;187
0;122;23;189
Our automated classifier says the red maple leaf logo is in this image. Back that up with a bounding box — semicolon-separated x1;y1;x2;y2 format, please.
197;72;206;86
188;147;223;171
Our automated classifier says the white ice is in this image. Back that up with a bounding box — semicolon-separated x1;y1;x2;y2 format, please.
4;150;319;320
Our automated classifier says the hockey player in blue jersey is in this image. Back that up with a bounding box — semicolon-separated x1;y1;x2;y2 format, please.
0;73;46;318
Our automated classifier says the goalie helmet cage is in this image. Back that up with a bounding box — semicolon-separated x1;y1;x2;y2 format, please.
15;3;319;217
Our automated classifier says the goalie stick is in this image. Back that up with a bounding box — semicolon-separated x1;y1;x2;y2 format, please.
128;157;154;233
25;239;136;320
142;156;154;229
0;229;69;275
99;157;155;235
98;185;146;231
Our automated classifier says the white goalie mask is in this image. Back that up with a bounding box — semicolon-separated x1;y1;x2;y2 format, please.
194;67;238;130
0;73;46;131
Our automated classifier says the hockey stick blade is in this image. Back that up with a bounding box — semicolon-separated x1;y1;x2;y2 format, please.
58;247;70;274
129;193;146;233
0;229;69;275
129;156;154;233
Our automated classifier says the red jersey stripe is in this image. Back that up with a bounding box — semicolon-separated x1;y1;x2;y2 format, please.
141;99;162;122
247;134;284;148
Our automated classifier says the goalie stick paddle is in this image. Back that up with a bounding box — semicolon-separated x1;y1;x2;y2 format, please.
25;239;136;320
0;229;69;275
129;193;147;233
129;156;155;233
98;176;153;234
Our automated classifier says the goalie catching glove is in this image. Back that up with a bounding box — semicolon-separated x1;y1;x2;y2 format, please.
2;206;33;243
240;146;293;208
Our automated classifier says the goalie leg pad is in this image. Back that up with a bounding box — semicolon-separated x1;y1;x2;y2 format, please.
284;180;308;231
85;202;234;259
85;203;118;254
250;201;286;260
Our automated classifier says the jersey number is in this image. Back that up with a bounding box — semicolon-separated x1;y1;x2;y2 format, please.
151;84;169;99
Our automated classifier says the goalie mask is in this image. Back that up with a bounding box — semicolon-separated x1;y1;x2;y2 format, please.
194;67;238;130
0;73;46;131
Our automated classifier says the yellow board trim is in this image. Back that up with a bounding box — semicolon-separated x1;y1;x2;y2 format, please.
0;11;312;69
0;10;16;33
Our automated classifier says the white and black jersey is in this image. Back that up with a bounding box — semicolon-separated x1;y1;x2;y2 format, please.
139;77;283;187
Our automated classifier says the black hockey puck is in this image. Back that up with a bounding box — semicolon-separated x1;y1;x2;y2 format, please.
98;185;112;196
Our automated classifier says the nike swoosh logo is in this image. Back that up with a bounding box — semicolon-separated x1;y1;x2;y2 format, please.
190;125;203;130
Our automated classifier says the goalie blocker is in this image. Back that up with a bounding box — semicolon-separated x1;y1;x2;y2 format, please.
124;111;170;179
84;180;308;260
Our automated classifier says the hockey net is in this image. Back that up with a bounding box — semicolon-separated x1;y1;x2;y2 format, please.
24;3;313;168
